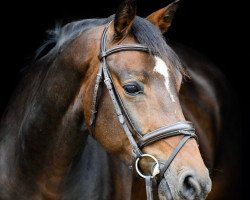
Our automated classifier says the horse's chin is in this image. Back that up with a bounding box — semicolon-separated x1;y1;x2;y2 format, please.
158;178;176;200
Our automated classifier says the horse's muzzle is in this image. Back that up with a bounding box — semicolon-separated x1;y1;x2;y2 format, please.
158;169;212;200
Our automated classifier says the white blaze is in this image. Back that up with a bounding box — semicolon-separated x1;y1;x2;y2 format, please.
153;56;175;102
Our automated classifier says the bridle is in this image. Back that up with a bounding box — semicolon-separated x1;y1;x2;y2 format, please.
89;22;198;200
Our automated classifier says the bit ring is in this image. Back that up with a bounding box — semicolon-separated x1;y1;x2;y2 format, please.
135;154;160;179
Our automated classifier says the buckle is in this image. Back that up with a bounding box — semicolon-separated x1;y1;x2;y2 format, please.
98;52;107;60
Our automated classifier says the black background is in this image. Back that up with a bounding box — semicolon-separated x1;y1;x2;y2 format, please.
0;0;248;197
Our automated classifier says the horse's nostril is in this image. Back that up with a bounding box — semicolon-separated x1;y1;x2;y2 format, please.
179;172;211;200
181;175;201;199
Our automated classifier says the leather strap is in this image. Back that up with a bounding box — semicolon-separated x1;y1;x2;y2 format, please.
89;23;110;127
138;121;196;148
145;176;153;200
94;22;149;158
158;135;192;181
90;22;149;138
164;181;174;200
102;58;143;158
103;48;146;138
99;44;149;60
89;63;103;126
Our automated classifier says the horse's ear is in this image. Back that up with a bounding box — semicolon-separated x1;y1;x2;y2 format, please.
113;0;136;41
146;0;179;33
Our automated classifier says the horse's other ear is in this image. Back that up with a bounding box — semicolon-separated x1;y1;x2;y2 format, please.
113;0;136;41
146;0;180;33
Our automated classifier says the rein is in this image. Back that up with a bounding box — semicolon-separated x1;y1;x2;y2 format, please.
89;22;198;200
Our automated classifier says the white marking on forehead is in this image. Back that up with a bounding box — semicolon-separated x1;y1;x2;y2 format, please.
153;56;175;102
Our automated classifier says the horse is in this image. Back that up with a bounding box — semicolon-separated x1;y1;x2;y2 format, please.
0;0;241;199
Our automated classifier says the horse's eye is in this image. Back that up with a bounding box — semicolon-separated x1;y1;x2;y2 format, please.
123;82;143;96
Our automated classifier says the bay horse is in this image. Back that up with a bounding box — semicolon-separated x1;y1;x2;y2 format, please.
0;0;241;199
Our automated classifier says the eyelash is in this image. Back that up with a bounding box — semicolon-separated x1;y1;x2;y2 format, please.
123;82;143;96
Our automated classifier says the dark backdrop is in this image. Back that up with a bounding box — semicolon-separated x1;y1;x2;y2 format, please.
0;0;248;197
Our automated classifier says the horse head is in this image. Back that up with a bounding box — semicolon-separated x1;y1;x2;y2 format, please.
61;0;212;199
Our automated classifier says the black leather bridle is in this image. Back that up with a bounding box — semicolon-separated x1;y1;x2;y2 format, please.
89;22;198;200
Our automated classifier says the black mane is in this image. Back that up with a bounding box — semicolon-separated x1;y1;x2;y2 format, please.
36;15;183;73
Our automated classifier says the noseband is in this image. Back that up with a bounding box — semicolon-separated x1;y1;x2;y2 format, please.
89;22;198;200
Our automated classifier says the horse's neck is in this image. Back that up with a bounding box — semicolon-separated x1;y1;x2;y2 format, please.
61;135;134;200
0;57;87;199
62;135;149;200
